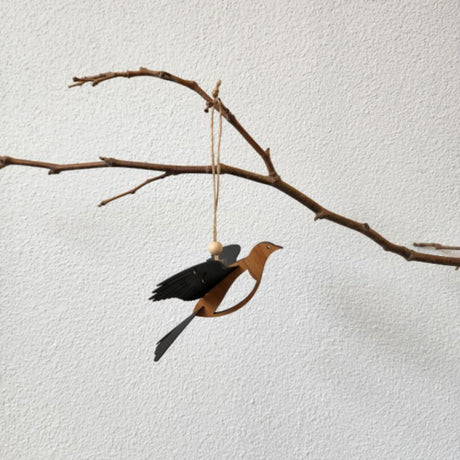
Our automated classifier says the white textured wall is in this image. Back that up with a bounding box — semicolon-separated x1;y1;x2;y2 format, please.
1;1;459;459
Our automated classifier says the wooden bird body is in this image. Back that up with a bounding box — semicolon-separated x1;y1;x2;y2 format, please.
194;242;281;317
150;242;282;361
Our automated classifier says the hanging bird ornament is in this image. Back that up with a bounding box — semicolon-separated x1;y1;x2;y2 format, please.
150;81;283;361
151;242;282;360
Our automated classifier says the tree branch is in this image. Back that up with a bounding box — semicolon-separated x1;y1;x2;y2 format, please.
2;154;459;268
413;242;460;251
98;172;172;207
2;67;458;268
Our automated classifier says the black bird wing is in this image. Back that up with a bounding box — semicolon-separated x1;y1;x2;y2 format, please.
150;260;236;301
207;244;241;266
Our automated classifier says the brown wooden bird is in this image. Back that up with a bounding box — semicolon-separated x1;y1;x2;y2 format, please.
150;242;282;361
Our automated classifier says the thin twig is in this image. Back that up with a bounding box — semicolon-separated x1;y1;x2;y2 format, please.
98;172;172;207
2;154;459;268
413;242;460;251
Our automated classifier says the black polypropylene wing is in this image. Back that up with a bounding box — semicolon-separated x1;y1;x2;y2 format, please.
150;245;241;302
208;244;241;266
150;260;236;301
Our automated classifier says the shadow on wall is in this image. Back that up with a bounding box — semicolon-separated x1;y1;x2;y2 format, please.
315;275;458;384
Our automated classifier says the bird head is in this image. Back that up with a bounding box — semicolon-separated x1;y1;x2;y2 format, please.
250;241;283;260
246;242;282;279
256;241;283;257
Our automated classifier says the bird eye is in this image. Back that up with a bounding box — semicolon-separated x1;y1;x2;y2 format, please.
266;245;270;249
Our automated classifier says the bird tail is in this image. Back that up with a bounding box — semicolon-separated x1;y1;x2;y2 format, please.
154;308;203;361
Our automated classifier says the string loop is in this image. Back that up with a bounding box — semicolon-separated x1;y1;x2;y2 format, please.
210;80;223;257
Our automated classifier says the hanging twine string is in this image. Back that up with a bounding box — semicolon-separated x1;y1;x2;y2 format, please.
209;80;223;259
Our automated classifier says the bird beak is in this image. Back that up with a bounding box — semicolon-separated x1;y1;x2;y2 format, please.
275;244;283;250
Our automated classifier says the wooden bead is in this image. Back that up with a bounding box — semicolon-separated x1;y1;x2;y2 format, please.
208;241;223;256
